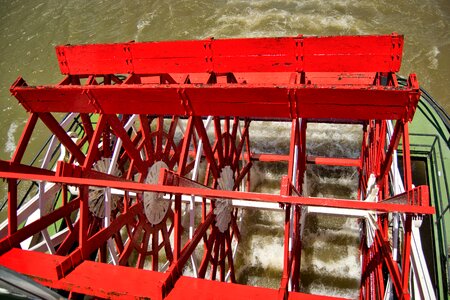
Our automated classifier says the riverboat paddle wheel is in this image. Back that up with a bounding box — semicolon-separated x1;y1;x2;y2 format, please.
0;34;436;299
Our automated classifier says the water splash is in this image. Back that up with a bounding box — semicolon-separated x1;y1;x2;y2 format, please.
426;46;440;70
5;122;18;156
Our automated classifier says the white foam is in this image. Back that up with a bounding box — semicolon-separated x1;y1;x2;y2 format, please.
342;217;361;231
259;210;284;224
302;244;361;279
5;122;18;156
307;283;360;299
135;12;156;40
426;46;440;70
301;217;361;280
313;173;357;185
201;0;363;39
250;121;291;154
249;235;284;270
318;15;356;31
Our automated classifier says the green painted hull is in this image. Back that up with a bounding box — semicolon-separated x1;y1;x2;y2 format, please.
407;84;449;299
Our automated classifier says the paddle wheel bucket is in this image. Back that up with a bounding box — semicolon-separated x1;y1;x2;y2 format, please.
0;34;435;299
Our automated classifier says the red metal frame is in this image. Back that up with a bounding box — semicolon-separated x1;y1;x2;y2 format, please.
0;34;431;299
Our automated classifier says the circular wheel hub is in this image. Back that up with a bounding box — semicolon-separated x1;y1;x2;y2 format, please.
88;158;121;218
215;166;234;233
143;161;171;225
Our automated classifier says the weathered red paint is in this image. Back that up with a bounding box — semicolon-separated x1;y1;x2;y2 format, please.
0;34;428;299
11;80;420;121
0;167;433;215
55;35;403;75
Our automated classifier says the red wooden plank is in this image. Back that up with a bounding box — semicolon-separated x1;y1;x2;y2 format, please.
56;43;132;75
288;291;349;300
0;248;166;299
166;276;278;299
132;40;208;73
11;83;418;121
166;276;347;300
62;260;165;299
0;249;347;300
0;167;434;215
213;37;296;73
302;35;402;72
55;35;403;75
12;86;93;113
0;248;65;281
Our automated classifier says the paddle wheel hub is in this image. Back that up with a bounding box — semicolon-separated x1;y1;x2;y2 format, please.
0;34;435;299
215;165;235;233
144;161;171;225
89;158;121;218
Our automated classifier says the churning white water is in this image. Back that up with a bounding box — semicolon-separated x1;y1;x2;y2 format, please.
0;1;448;298
227;121;362;298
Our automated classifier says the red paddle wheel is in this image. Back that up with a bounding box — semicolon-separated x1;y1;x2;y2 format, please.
194;116;251;282
0;34;435;299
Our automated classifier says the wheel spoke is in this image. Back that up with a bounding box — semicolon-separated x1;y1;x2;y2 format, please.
194;117;220;179
214;118;225;168
225;231;236;282
233;120;250;169
210;234;221;281
230;211;241;242
198;226;217;278
164;116;178;158
151;230;159;270
137;231;150;269
223;117;230;163
139;115;155;163
156;116;164;157
233;161;252;190
219;234;226;281
119;222;142;266
162;221;174;263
